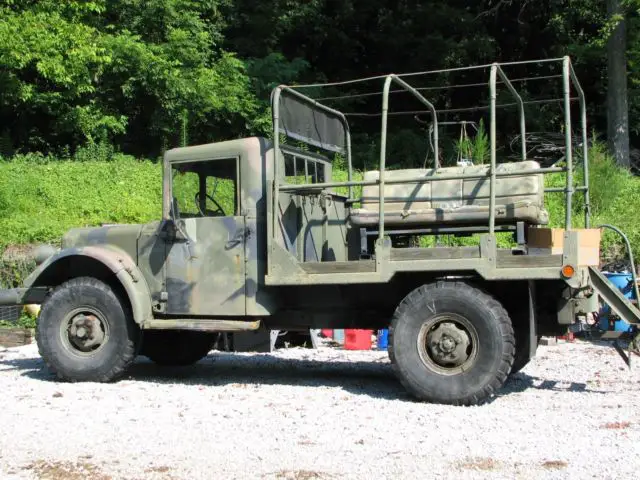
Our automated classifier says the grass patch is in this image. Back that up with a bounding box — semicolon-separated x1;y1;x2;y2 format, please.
0;154;162;248
0;141;639;264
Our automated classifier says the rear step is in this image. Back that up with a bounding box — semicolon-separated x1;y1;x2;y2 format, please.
588;266;640;365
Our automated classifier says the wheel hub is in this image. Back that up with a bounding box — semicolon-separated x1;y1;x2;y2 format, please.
426;322;472;368
67;313;105;352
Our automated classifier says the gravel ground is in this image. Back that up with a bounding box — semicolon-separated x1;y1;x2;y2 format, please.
0;339;639;480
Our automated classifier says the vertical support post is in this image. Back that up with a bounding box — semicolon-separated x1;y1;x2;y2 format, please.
489;65;498;235
378;76;393;243
272;87;282;249
519;97;527;161
346;129;353;199
433;116;440;169
563;56;574;230
572;64;591;228
496;67;526;160
581;100;590;228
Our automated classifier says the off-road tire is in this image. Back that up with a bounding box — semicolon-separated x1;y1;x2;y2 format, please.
141;330;215;366
36;277;139;382
389;281;515;406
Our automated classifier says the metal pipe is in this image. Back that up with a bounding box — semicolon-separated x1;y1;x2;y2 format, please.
346;128;353;199
272;87;282;247
279;166;566;192
378;76;393;241
496;67;527;160
489;65;498;234
388;75;440;167
273;85;353;208
563;56;574;229
598;224;640;305
569;62;591;228
547;185;587;193
0;289;24;306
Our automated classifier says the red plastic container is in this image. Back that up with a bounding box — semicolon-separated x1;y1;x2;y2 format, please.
320;329;334;339
344;329;373;350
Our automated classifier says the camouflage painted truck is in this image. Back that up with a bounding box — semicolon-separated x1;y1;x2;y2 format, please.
1;57;639;406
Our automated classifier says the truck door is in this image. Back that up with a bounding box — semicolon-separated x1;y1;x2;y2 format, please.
165;157;247;316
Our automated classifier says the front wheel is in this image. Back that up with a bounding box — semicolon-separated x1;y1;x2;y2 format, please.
389;281;515;405
36;277;140;382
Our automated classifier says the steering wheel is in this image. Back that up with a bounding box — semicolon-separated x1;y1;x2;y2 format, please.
195;192;226;217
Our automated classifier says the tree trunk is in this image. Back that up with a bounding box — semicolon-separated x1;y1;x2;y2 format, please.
607;0;630;168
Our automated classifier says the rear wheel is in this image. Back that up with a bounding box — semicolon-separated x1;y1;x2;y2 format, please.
141;330;215;366
389;281;515;405
36;277;139;382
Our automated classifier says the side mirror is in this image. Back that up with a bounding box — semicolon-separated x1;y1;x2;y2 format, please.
164;218;189;243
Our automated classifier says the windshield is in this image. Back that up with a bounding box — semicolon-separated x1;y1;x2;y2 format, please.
171;158;238;218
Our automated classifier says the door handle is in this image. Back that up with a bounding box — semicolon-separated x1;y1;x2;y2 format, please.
225;227;250;250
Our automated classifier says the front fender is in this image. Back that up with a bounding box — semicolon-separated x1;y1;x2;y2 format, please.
24;245;153;325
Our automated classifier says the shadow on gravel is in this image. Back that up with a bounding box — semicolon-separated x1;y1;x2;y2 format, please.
498;372;607;397
0;351;412;401
0;351;608;402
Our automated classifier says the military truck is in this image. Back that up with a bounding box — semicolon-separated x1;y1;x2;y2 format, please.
1;57;639;405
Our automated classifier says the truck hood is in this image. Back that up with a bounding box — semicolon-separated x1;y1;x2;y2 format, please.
62;224;144;259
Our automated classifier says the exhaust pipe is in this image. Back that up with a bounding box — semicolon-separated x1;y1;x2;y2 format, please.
0;288;48;306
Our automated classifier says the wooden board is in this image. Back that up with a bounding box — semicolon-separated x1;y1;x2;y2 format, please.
300;261;376;274
496;251;563;268
391;247;480;262
0;327;35;347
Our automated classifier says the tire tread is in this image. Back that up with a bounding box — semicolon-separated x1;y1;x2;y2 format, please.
388;281;515;406
36;277;138;382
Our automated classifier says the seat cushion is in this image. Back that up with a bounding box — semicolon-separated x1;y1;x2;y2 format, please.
351;161;548;227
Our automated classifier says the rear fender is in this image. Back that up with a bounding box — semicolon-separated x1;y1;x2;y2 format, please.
24;246;153;325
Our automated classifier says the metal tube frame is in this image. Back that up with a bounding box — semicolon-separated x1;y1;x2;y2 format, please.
378;74;439;242
562;57;574;229
271;86;353;247
278;166;566;192
270;57;592;268
489;66;498;234
568;59;591;228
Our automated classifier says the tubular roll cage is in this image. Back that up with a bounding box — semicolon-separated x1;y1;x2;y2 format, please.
270;56;591;249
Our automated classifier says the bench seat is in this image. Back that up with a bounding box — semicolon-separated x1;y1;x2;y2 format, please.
349;161;549;228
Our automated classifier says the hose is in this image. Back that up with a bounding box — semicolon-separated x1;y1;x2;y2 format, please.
597;224;640;305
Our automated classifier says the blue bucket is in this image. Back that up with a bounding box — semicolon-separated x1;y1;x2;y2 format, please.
599;272;635;332
377;329;389;349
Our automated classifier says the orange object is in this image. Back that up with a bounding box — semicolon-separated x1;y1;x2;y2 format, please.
344;329;373;350
557;331;575;342
561;264;576;278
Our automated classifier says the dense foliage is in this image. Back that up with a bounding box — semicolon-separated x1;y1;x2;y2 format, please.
1;0;640;159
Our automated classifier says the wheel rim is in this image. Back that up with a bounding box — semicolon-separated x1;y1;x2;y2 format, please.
59;307;110;357
417;313;479;375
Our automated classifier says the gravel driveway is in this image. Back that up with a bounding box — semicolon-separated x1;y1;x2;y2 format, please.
0;340;639;479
